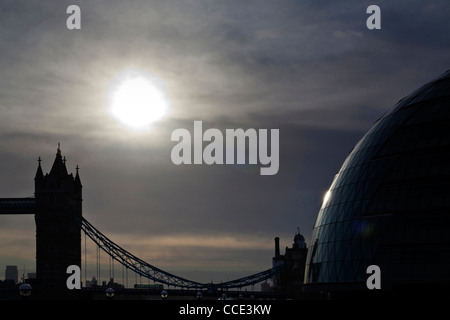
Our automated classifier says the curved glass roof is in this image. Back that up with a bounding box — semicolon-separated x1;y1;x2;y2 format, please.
304;70;450;289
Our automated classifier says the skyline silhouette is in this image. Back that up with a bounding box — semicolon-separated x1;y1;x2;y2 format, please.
1;1;450;298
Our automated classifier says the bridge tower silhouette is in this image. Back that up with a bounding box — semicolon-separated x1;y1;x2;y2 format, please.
0;145;82;292
34;144;82;289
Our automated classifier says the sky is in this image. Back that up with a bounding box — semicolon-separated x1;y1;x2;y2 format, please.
0;0;450;285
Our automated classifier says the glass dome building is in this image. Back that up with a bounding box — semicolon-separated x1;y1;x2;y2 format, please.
303;70;450;297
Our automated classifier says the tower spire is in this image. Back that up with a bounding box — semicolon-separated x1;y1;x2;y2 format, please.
74;165;82;189
35;156;44;181
49;143;68;177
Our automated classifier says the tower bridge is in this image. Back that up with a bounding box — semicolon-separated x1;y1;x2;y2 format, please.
0;146;283;299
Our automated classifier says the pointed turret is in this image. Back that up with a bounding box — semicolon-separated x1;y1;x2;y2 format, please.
49;143;68;178
34;157;45;192
74;165;82;185
74;165;82;199
35;157;44;181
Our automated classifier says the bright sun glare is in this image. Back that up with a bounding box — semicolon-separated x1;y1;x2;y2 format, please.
110;76;168;128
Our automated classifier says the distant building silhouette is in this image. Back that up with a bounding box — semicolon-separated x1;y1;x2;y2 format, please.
260;280;271;292
85;276;98;287
272;229;308;298
27;273;36;280
5;265;18;284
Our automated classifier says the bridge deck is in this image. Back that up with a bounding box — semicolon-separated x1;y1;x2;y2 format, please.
0;198;35;214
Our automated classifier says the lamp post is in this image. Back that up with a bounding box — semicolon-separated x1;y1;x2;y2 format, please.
18;283;32;300
105;287;115;300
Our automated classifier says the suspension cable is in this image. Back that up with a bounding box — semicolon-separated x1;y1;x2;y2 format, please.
72;213;283;289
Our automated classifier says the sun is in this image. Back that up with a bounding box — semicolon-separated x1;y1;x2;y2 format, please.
110;76;168;128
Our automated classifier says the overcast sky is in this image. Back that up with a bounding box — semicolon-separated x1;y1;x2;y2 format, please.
1;0;450;285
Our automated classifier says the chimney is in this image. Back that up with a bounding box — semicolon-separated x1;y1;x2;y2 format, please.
274;237;280;257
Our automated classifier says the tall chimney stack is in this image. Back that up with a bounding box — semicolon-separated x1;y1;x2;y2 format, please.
274;237;280;257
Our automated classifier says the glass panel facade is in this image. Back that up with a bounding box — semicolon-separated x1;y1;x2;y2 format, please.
305;70;450;290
